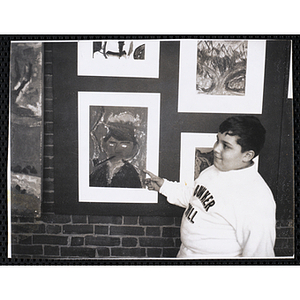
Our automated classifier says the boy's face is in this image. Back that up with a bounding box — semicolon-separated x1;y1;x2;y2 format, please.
213;132;252;172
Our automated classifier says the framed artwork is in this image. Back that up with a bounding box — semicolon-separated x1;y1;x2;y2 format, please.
178;40;266;114
77;40;160;78
78;92;160;203
180;133;259;186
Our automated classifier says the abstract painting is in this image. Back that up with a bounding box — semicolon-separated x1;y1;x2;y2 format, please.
196;40;248;96
9;42;43;217
78;40;160;78
78;92;160;203
180;133;217;186
178;39;266;114
194;147;214;180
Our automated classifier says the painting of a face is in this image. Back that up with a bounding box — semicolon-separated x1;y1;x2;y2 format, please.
103;136;135;161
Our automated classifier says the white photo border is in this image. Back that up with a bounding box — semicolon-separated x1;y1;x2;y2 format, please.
180;133;259;186
77;40;160;78
178;40;266;114
78;92;160;203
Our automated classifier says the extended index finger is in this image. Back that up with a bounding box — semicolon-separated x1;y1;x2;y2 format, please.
142;170;158;179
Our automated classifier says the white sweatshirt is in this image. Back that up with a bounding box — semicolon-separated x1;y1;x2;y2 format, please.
160;164;276;258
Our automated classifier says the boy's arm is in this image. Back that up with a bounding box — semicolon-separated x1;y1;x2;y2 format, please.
239;201;276;257
144;170;193;208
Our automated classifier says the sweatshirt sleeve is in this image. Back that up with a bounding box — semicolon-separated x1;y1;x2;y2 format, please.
237;197;276;258
159;179;194;208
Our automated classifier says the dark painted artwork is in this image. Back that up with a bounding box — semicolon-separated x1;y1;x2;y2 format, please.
9;43;43;217
194;148;214;180
196;40;248;95
89;106;148;188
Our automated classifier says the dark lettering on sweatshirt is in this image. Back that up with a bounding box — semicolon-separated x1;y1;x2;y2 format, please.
193;185;215;212
184;185;215;224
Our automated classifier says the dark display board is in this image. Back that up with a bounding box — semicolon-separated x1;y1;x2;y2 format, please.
52;40;291;216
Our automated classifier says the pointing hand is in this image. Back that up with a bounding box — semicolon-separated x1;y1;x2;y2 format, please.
143;170;164;192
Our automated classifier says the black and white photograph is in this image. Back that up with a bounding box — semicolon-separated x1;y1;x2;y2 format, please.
6;38;294;261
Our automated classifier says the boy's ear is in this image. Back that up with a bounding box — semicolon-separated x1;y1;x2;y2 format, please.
243;150;255;162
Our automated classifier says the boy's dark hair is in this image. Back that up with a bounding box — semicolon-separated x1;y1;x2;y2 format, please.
219;116;266;158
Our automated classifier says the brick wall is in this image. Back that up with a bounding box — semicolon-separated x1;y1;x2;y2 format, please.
10;42;294;259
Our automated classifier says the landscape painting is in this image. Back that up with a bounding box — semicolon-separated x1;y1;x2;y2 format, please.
9;42;43;217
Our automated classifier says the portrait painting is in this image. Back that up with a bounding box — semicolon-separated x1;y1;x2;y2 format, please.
77;40;160;78
89;105;148;189
78;92;160;203
178;39;266;114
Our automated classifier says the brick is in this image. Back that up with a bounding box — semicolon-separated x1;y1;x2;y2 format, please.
41;214;71;224
44;87;53;99
18;217;35;223
43;180;54;191
11;217;18;223
72;215;87;224
44;245;59;256
44;134;54;146
44;99;53;111
124;216;138;225
122;237;138;247
95;226;109;235
61;247;95;258
18;235;32;244
63;225;93;234
96;248;110;257
175;238;181;248
43;191;54;203
139;237;174;247
44;122;54;133
12;224;45;234
12;245;43;255
110;226;144;236
147;248;162;258
71;237;84;246
274;238;294;253
146;227;161;236
175;217;182;226
45;74;52;86
88;216;122;224
44;63;53;75
33;235;68;245
162;248;179;258
85;236;120;246
46;225;61;234
42;202;54;213
43;168;54;179
276;227;294;238
111;248;146;257
162;227;180;237
139;216;174;226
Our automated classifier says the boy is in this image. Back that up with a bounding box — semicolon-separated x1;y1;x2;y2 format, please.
144;116;276;258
